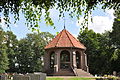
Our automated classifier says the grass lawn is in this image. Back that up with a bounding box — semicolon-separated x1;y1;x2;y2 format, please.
69;78;94;80
69;78;95;80
46;77;64;80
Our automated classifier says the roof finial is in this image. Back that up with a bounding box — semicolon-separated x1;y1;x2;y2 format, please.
63;13;66;29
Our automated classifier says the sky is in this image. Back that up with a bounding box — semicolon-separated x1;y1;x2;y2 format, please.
0;6;115;40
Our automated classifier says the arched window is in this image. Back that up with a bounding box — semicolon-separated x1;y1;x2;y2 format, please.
50;51;55;69
76;51;81;68
60;50;70;69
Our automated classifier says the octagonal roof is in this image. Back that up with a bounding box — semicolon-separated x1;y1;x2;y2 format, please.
45;29;86;50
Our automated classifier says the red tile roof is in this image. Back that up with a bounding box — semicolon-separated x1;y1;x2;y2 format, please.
45;29;86;49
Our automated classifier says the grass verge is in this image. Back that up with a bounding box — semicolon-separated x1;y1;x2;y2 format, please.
69;77;94;80
46;77;64;80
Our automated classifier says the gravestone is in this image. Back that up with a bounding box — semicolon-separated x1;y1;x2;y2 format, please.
0;75;7;80
113;71;117;76
26;73;46;80
34;72;46;80
26;74;41;80
13;74;30;80
13;73;46;80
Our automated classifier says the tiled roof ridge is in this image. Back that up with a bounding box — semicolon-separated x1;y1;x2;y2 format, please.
45;30;61;48
66;30;85;48
65;29;75;47
55;29;64;47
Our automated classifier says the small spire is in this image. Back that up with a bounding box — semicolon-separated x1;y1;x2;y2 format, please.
64;18;65;29
63;14;66;29
0;16;1;23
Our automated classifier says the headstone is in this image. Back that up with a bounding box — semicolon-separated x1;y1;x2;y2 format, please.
26;74;40;80
117;72;120;77
34;72;46;80
13;73;46;80
13;74;30;80
0;75;7;80
113;71;117;76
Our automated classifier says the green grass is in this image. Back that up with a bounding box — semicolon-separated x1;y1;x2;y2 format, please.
69;78;94;80
46;77;64;80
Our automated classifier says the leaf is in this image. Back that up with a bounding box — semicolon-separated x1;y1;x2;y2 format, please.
117;18;120;21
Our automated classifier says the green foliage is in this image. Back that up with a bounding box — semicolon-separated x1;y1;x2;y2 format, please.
110;10;120;48
0;0;119;29
97;31;114;74
0;27;54;73
78;28;114;75
5;31;18;73
111;50;120;72
78;23;120;75
16;32;54;73
110;9;120;73
78;28;101;74
0;28;9;73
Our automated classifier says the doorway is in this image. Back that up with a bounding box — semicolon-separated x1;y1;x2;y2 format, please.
76;51;81;68
60;50;70;69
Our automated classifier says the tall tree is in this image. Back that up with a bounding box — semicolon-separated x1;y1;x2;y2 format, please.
5;31;18;73
0;27;9;73
110;10;120;48
16;32;54;73
111;49;120;73
98;31;114;74
110;9;120;73
78;28;114;75
78;28;101;74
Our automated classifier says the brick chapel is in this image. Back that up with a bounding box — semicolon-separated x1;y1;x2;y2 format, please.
44;29;93;77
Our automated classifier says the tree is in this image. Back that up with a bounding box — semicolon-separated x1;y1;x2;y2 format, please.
111;49;120;73
0;0;119;29
0;27;9;73
98;31;114;74
78;28;102;74
5;31;18;73
110;10;120;48
110;9;120;73
16;32;54;73
78;28;114;75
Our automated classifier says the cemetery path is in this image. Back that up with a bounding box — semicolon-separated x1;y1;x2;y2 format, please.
62;77;96;80
47;76;96;80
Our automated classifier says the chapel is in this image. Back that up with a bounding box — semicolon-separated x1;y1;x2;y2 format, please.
44;29;92;77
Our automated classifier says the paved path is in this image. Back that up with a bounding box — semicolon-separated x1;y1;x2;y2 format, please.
47;76;96;80
47;76;95;78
